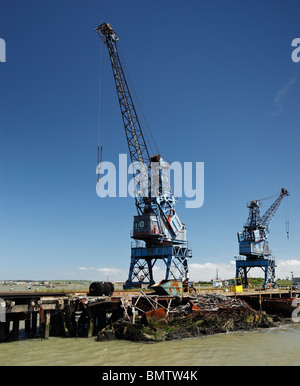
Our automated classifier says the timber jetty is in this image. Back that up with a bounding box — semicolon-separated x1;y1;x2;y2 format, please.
0;287;299;343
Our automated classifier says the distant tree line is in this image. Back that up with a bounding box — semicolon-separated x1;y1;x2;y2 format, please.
195;278;292;286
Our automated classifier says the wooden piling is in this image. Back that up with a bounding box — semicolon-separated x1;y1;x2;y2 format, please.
60;310;69;337
31;313;37;337
259;288;262;311
88;318;94;338
25;314;31;337
0;322;9;342
12;319;19;341
40;306;45;339
44;311;51;339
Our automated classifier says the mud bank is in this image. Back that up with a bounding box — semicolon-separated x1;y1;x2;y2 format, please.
97;293;276;342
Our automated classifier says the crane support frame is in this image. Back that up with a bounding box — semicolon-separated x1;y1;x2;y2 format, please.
124;244;191;289
235;256;276;288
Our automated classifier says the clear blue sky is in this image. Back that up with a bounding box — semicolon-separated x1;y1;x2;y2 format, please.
0;0;300;281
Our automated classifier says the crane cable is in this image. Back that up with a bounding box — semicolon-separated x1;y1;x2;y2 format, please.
97;43;106;185
285;194;290;240
256;191;281;203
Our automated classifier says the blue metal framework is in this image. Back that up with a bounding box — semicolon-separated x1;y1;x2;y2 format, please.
235;256;276;288
236;188;289;287
127;243;191;288
96;23;192;288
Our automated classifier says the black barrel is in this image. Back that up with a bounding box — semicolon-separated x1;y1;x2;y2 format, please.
108;282;114;294
89;281;114;296
89;281;103;295
103;282;114;295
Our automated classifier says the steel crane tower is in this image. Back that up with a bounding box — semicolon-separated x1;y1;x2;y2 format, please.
96;23;192;289
236;188;289;287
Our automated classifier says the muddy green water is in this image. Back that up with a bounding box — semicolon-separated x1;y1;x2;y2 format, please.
1;323;300;366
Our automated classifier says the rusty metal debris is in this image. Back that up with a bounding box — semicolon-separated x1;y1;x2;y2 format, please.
187;293;252;313
145;308;167;325
97;290;275;342
123;291;256;326
126;291;173;324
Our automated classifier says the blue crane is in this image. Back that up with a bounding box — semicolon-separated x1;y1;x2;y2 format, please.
96;23;192;289
236;188;289;287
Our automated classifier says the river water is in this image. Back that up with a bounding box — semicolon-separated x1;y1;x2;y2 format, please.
1;322;300;366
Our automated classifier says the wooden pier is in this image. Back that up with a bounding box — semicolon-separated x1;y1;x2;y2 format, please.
0;288;299;343
0;292;123;342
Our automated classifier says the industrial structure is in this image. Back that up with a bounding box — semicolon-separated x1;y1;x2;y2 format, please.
95;23;192;289
236;188;289;287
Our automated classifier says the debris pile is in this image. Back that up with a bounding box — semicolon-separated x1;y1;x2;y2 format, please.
97;292;274;342
171;293;251;315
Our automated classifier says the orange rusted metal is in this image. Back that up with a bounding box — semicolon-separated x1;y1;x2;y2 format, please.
39;306;45;323
189;301;201;312
151;279;183;296
145;308;167;325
